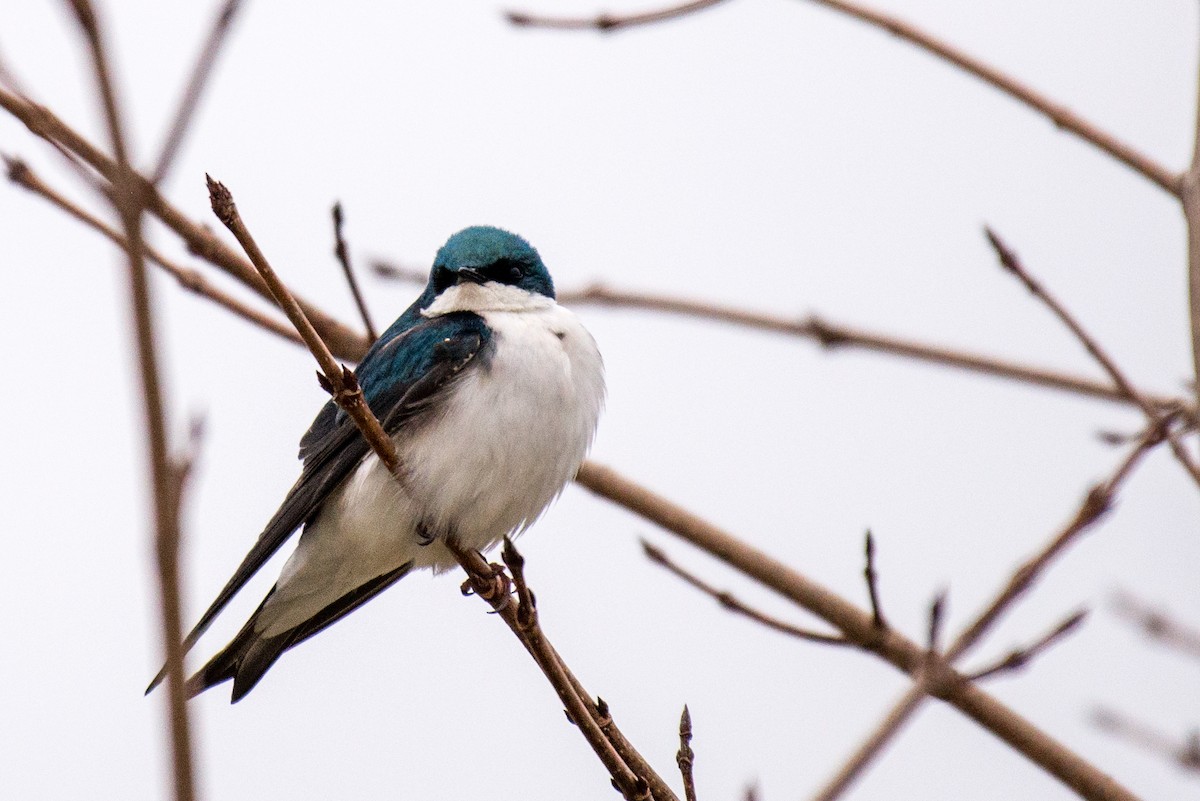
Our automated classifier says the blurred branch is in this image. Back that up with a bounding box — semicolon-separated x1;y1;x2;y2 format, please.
576;461;1146;801
3;154;302;345
508;0;727;31
676;706;698;801
1092;708;1200;775
150;0;244;185
0;85;372;360
503;0;1179;195
863;531;886;630
64;2;196;800
1183;45;1200;403
984;228;1200;490
1110;591;1200;661
332;202;377;340
373;270;1192;417
642;540;847;645
964;609;1088;682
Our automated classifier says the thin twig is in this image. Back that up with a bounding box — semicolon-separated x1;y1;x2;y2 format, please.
504;0;1179;195
863;531;886;631
984;227;1200;490
1110;591;1200;661
3;155;301;345
965;609;1088;682
371;274;1193;417
1092;708;1200;775
576;461;1146;801
150;0;244;185
643;540;846;645
677;706;698;801
507;0;726;31
332;202;377;340
64;3;196;800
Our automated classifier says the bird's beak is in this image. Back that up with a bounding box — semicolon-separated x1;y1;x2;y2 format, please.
456;268;487;285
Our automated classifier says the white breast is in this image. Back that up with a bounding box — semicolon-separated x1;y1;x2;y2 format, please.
259;285;603;636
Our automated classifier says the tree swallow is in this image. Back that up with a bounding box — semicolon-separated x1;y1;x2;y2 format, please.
149;226;605;702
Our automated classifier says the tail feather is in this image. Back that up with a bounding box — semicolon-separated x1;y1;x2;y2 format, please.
148;561;415;703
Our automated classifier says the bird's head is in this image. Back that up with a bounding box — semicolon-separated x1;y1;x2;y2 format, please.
426;226;555;304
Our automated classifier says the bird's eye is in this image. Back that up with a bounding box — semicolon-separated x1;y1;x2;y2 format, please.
508;265;523;281
432;266;454;292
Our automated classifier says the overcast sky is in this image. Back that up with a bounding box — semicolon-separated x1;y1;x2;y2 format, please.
1;2;1197;800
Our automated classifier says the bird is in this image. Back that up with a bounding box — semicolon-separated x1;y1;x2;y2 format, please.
147;225;605;702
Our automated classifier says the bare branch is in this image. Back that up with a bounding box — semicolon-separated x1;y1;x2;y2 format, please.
677;706;698;801
4;154;302;345
371;258;428;284
1092;708;1200;775
150;0;244;184
965;609;1088;682
863;531;886;630
1110;591;1200;661
507;0;727;31
448;539;664;801
0;85;371;360
556;284;1192;417
504;0;1179;195
576;461;1146;801
332;202;377;340
64;2;196;800
984;227;1200;490
642;540;847;645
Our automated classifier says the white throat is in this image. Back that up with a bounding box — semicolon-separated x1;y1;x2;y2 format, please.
421;282;554;318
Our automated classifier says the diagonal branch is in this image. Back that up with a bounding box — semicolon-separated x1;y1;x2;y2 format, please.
505;0;1179;195
0;85;371;360
150;0;244;185
575;460;1147;801
984;228;1200;490
4;155;301;345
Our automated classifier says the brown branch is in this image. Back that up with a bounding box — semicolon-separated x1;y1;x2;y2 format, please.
1092;708;1200;775
507;0;727;31
1110;591;1200;661
575;461;1145;801
0;85;371;361
555;284;1192;417
643;540;846;645
205;176;400;476
984;228;1200;490
807;428;1157;799
332;202;377;340
1183;45;1200;405
3;154;302;345
150;0;244;185
964;609;1088;682
450;540;657;800
504;0;1179;195
676;706;698;801
64;3;196;800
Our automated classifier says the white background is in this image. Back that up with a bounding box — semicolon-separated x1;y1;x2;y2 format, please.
1;2;1197;799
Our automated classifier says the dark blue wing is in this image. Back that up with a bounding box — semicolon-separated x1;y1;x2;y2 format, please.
158;311;491;674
